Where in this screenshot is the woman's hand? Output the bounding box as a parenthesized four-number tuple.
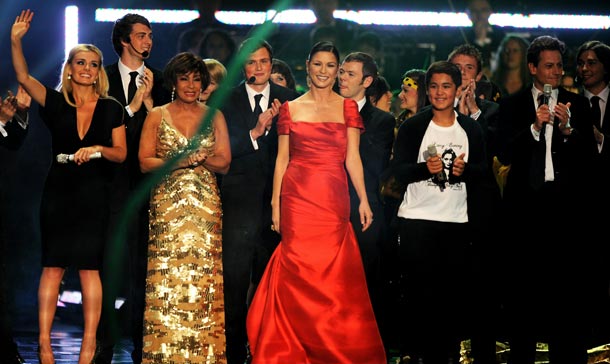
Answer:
(271, 200, 280, 234)
(73, 146, 102, 165)
(359, 200, 373, 232)
(12, 9, 33, 42)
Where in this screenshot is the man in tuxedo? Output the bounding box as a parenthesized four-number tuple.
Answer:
(97, 13, 170, 364)
(337, 51, 395, 351)
(497, 35, 596, 364)
(575, 39, 610, 345)
(220, 38, 299, 364)
(0, 87, 30, 364)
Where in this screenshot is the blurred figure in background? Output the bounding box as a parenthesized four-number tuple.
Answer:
(464, 0, 505, 78)
(395, 69, 428, 128)
(199, 29, 236, 66)
(270, 58, 297, 92)
(491, 34, 531, 97)
(367, 75, 393, 113)
(201, 58, 227, 104)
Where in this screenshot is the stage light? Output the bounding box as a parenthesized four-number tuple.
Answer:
(92, 8, 610, 30)
(65, 6, 79, 60)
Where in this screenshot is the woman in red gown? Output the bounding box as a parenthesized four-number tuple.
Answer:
(246, 41, 386, 364)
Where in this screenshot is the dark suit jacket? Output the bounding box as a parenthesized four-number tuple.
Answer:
(348, 99, 395, 210)
(105, 62, 170, 189)
(0, 117, 28, 150)
(497, 85, 596, 207)
(220, 81, 299, 231)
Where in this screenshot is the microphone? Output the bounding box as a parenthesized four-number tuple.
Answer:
(542, 84, 552, 106)
(247, 76, 256, 84)
(128, 41, 149, 58)
(427, 144, 447, 191)
(56, 152, 102, 164)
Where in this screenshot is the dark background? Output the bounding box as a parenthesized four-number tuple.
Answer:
(0, 0, 609, 328)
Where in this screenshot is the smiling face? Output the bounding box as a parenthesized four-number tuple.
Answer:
(244, 46, 272, 90)
(174, 71, 203, 103)
(69, 51, 101, 86)
(577, 49, 608, 93)
(529, 49, 564, 90)
(306, 51, 338, 89)
(427, 72, 458, 112)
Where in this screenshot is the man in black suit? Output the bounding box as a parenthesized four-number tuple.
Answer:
(497, 35, 596, 364)
(575, 39, 610, 345)
(220, 38, 299, 364)
(337, 51, 395, 351)
(97, 13, 170, 364)
(0, 87, 30, 364)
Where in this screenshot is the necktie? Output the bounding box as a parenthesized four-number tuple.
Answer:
(252, 94, 263, 128)
(127, 71, 139, 104)
(530, 93, 547, 189)
(591, 96, 601, 129)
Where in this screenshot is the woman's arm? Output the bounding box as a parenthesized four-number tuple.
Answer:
(271, 134, 290, 234)
(11, 10, 46, 107)
(71, 125, 127, 165)
(139, 107, 166, 173)
(201, 110, 231, 175)
(345, 127, 373, 231)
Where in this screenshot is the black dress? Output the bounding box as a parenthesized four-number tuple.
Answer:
(38, 87, 124, 269)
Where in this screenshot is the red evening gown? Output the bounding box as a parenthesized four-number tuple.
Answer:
(246, 99, 386, 364)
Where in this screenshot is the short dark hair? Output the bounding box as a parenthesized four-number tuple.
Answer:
(271, 59, 297, 91)
(111, 13, 152, 57)
(308, 41, 340, 63)
(527, 35, 566, 66)
(425, 61, 462, 89)
(163, 52, 210, 92)
(367, 75, 390, 105)
(342, 51, 379, 83)
(447, 43, 483, 75)
(237, 38, 273, 62)
(576, 40, 610, 84)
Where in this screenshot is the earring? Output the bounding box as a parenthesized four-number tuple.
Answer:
(171, 87, 175, 102)
(67, 74, 72, 80)
(198, 89, 203, 103)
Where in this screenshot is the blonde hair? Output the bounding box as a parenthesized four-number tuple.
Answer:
(58, 44, 110, 107)
(203, 58, 227, 85)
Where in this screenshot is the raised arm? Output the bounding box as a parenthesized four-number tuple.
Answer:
(11, 9, 46, 106)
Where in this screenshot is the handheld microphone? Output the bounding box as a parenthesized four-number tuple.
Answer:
(247, 76, 256, 84)
(128, 41, 149, 58)
(56, 152, 102, 164)
(427, 144, 447, 191)
(542, 84, 552, 106)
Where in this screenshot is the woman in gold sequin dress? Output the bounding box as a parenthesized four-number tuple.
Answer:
(139, 52, 231, 363)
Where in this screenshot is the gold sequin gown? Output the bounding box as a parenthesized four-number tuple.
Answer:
(142, 106, 226, 363)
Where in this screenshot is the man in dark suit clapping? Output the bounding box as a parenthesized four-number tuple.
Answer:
(98, 13, 170, 364)
(0, 87, 30, 364)
(497, 35, 597, 364)
(220, 38, 299, 364)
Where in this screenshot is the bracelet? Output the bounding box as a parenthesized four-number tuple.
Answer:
(125, 105, 134, 118)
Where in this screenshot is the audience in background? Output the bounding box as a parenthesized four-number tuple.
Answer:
(199, 29, 236, 66)
(464, 0, 506, 78)
(491, 34, 531, 97)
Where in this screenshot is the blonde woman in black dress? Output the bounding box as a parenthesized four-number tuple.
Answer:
(11, 10, 126, 364)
